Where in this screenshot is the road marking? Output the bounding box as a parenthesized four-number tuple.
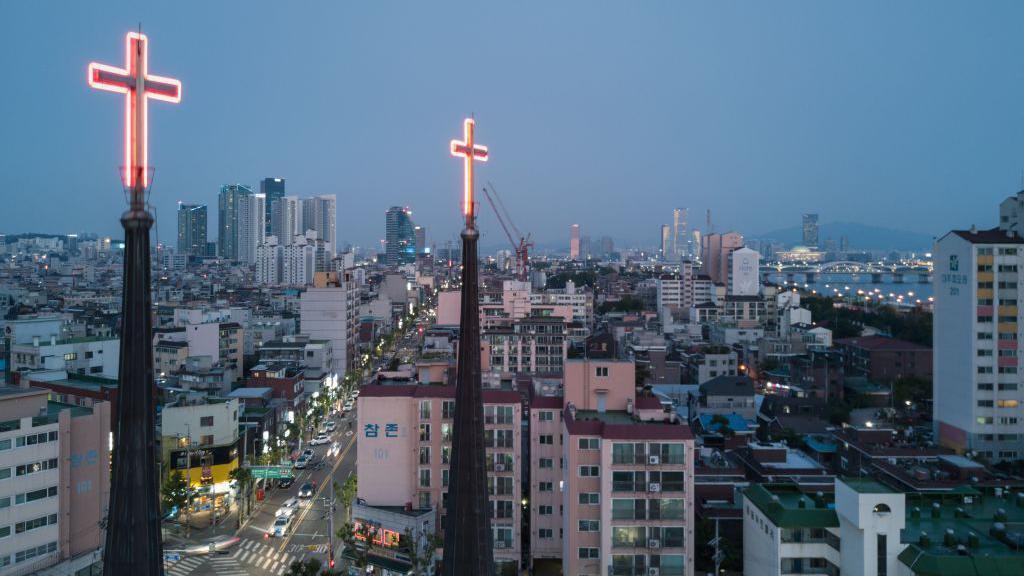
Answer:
(277, 433, 356, 553)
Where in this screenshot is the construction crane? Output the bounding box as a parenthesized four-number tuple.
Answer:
(482, 182, 533, 282)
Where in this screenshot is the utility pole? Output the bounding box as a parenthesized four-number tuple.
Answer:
(710, 518, 724, 575)
(185, 425, 192, 539)
(322, 494, 337, 570)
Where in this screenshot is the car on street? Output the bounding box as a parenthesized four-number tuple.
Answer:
(324, 421, 337, 433)
(298, 482, 315, 498)
(328, 441, 340, 456)
(275, 497, 301, 518)
(278, 476, 295, 489)
(343, 402, 354, 412)
(293, 456, 309, 469)
(301, 448, 314, 459)
(269, 515, 293, 537)
(310, 432, 330, 445)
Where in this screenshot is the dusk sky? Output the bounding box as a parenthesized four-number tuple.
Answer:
(3, 2, 1024, 249)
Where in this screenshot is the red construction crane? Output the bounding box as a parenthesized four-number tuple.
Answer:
(482, 183, 533, 281)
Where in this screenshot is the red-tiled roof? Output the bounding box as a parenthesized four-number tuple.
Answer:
(635, 396, 663, 410)
(358, 384, 520, 404)
(531, 396, 564, 409)
(835, 335, 930, 352)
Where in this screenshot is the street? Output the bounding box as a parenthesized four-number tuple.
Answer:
(164, 410, 359, 575)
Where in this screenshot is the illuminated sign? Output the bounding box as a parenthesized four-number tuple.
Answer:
(450, 118, 489, 225)
(353, 520, 402, 548)
(88, 32, 182, 189)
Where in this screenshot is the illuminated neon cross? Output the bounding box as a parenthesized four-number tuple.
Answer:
(450, 118, 488, 229)
(88, 32, 181, 193)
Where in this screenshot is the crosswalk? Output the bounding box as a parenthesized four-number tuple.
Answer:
(164, 538, 307, 575)
(232, 538, 302, 574)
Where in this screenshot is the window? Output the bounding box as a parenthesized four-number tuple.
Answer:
(15, 514, 56, 534)
(419, 424, 431, 442)
(539, 505, 553, 515)
(14, 541, 56, 565)
(978, 400, 994, 407)
(538, 411, 553, 422)
(442, 401, 455, 419)
(596, 367, 609, 377)
(442, 469, 449, 488)
(419, 447, 431, 465)
(0, 420, 20, 433)
(978, 383, 994, 391)
(15, 486, 57, 505)
(199, 416, 214, 427)
(419, 400, 431, 420)
(419, 468, 431, 488)
(578, 520, 599, 532)
(15, 458, 57, 477)
(539, 482, 553, 492)
(493, 500, 513, 519)
(579, 465, 599, 477)
(878, 533, 887, 576)
(200, 435, 214, 446)
(978, 349, 993, 357)
(539, 458, 553, 469)
(997, 400, 1019, 408)
(15, 431, 56, 448)
(578, 438, 599, 450)
(978, 332, 994, 340)
(538, 529, 553, 539)
(578, 547, 599, 559)
(579, 492, 600, 505)
(63, 352, 76, 361)
(442, 446, 451, 465)
(539, 435, 553, 445)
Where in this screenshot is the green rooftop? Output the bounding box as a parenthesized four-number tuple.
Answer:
(573, 410, 637, 425)
(742, 484, 838, 528)
(842, 477, 893, 494)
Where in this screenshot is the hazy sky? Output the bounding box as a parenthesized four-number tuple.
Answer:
(3, 2, 1024, 249)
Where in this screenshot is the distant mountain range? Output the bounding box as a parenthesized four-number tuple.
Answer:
(753, 221, 936, 251)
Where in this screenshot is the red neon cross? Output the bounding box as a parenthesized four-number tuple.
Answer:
(450, 118, 488, 228)
(88, 32, 181, 190)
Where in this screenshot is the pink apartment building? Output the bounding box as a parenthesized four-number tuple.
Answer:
(357, 384, 523, 575)
(528, 359, 694, 576)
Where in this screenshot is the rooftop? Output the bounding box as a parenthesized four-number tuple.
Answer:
(836, 335, 931, 352)
(743, 484, 837, 528)
(949, 227, 1024, 245)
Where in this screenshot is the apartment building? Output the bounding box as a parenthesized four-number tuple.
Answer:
(10, 337, 119, 379)
(484, 316, 568, 375)
(934, 228, 1024, 461)
(356, 385, 523, 575)
(0, 387, 111, 576)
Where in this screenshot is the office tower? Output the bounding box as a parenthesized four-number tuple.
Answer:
(672, 207, 687, 260)
(176, 203, 207, 256)
(660, 225, 671, 260)
(692, 230, 702, 262)
(580, 235, 591, 260)
(802, 213, 819, 247)
(217, 184, 253, 261)
(237, 192, 266, 264)
(934, 227, 1024, 462)
(300, 195, 337, 253)
(414, 225, 427, 255)
(271, 196, 300, 245)
(599, 236, 614, 258)
(569, 224, 580, 260)
(260, 177, 286, 235)
(384, 206, 416, 266)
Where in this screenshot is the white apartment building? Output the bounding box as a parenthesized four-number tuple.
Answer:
(743, 478, 905, 576)
(531, 280, 594, 328)
(300, 272, 357, 375)
(282, 241, 316, 286)
(255, 237, 282, 286)
(934, 228, 1024, 461)
(10, 337, 120, 379)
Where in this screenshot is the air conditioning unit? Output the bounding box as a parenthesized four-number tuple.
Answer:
(648, 568, 660, 576)
(649, 483, 662, 493)
(494, 541, 507, 549)
(649, 455, 660, 465)
(494, 464, 506, 472)
(648, 539, 661, 549)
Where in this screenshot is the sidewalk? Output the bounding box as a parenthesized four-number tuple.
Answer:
(163, 505, 239, 548)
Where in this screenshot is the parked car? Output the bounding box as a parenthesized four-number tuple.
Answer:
(269, 515, 293, 537)
(298, 482, 315, 498)
(343, 402, 354, 412)
(275, 497, 300, 518)
(310, 432, 330, 446)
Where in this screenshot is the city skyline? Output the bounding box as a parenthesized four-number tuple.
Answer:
(4, 2, 1024, 247)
